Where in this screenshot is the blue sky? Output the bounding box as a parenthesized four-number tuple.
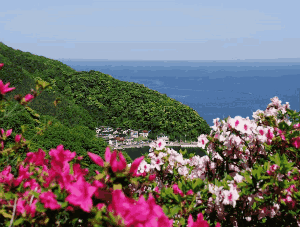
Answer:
(1, 0, 300, 61)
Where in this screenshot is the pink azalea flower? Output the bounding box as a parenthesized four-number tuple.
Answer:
(293, 123, 300, 129)
(23, 179, 41, 193)
(89, 148, 144, 175)
(41, 145, 77, 190)
(291, 137, 300, 149)
(108, 190, 173, 226)
(156, 138, 167, 150)
(110, 150, 127, 172)
(88, 152, 104, 167)
(13, 164, 34, 187)
(49, 145, 76, 164)
(186, 189, 194, 196)
(0, 63, 4, 69)
(72, 163, 89, 180)
(39, 191, 61, 210)
(44, 162, 72, 190)
(25, 198, 38, 218)
(15, 134, 22, 143)
(188, 213, 221, 227)
(96, 203, 105, 210)
(172, 184, 184, 197)
(105, 147, 112, 162)
(0, 80, 15, 95)
(5, 129, 12, 137)
(16, 197, 37, 217)
(149, 174, 156, 181)
(23, 93, 34, 102)
(129, 156, 145, 177)
(1, 128, 12, 138)
(197, 134, 209, 149)
(95, 170, 100, 175)
(0, 166, 14, 186)
(16, 198, 26, 215)
(24, 148, 49, 167)
(65, 176, 97, 213)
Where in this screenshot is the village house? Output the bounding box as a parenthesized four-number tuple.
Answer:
(130, 130, 139, 138)
(95, 126, 158, 147)
(139, 130, 149, 138)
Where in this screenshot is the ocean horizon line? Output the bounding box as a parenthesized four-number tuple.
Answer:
(55, 58, 300, 63)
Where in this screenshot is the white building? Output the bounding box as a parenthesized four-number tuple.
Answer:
(108, 134, 115, 139)
(131, 130, 139, 138)
(125, 138, 134, 145)
(139, 131, 149, 138)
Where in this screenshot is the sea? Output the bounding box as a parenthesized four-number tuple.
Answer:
(57, 59, 300, 130)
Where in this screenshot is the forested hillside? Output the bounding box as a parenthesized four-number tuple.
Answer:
(0, 42, 212, 176)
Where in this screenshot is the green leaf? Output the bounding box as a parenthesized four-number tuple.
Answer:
(289, 210, 297, 217)
(244, 174, 253, 184)
(35, 79, 50, 90)
(108, 211, 118, 225)
(252, 202, 256, 210)
(13, 218, 24, 226)
(4, 220, 10, 227)
(54, 187, 65, 201)
(171, 193, 180, 203)
(168, 205, 181, 217)
(193, 178, 204, 189)
(36, 202, 46, 213)
(177, 181, 183, 192)
(4, 191, 15, 200)
(32, 191, 39, 198)
(263, 161, 270, 171)
(0, 209, 12, 219)
(254, 197, 264, 203)
(252, 166, 262, 181)
(17, 182, 24, 193)
(60, 201, 68, 209)
(222, 173, 233, 185)
(269, 152, 281, 166)
(70, 162, 74, 175)
(113, 184, 122, 190)
(162, 204, 170, 217)
(178, 217, 186, 226)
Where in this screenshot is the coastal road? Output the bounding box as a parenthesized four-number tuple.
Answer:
(112, 142, 198, 150)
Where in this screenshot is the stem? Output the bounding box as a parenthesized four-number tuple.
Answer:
(9, 197, 17, 227)
(29, 187, 38, 206)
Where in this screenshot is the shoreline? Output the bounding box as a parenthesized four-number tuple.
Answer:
(111, 141, 198, 150)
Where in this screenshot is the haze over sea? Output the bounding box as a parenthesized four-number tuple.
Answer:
(59, 59, 300, 129)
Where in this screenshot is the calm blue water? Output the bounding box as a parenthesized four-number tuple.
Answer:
(58, 60, 300, 129)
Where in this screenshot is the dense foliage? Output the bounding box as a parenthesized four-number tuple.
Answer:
(0, 42, 212, 172)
